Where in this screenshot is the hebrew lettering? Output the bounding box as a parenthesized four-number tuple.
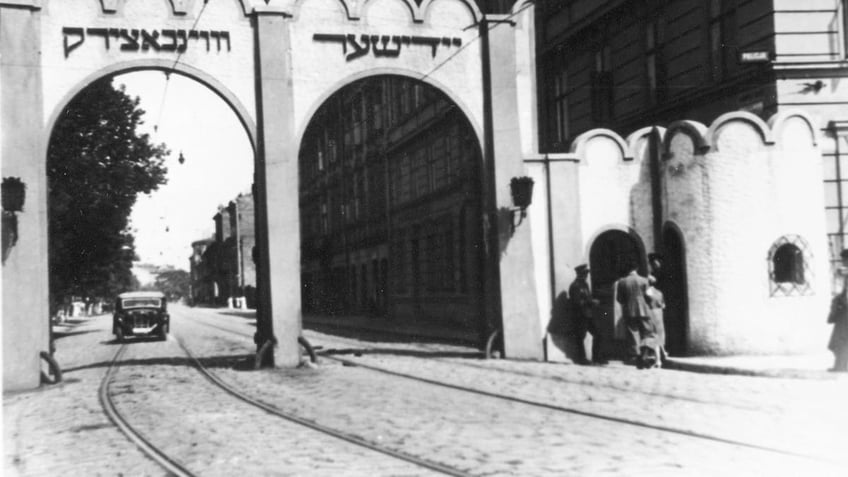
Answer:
(62, 27, 85, 58)
(61, 26, 232, 57)
(313, 33, 462, 61)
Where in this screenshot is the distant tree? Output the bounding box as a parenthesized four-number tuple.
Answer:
(48, 77, 168, 304)
(154, 269, 191, 302)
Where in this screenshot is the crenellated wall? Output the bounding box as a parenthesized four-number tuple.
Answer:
(663, 111, 830, 355)
(536, 109, 830, 359)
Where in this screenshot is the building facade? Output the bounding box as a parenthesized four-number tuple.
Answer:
(299, 76, 485, 338)
(533, 0, 839, 357)
(536, 0, 848, 268)
(190, 193, 256, 308)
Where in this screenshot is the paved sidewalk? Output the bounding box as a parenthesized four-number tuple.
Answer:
(663, 352, 838, 379)
(58, 309, 837, 380)
(304, 313, 841, 380)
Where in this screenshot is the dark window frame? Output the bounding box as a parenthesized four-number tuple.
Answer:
(591, 44, 614, 123)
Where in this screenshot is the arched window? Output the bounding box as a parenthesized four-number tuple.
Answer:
(768, 235, 813, 297)
(773, 244, 804, 284)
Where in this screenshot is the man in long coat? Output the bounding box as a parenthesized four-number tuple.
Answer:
(616, 260, 653, 363)
(568, 264, 604, 365)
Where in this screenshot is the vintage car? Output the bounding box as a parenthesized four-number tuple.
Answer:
(113, 291, 169, 342)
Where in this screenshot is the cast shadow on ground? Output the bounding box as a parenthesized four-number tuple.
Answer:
(61, 352, 261, 374)
(318, 348, 484, 359)
(304, 321, 478, 348)
(53, 329, 98, 340)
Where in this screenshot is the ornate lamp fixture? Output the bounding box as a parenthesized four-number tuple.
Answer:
(2, 176, 26, 213)
(2, 177, 26, 264)
(509, 176, 534, 231)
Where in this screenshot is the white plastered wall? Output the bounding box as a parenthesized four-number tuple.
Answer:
(665, 111, 830, 355)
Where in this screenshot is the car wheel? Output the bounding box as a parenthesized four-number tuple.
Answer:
(116, 327, 124, 343)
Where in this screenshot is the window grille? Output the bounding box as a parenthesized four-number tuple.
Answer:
(768, 235, 814, 297)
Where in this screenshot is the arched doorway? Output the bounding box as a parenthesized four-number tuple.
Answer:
(662, 224, 689, 356)
(297, 75, 484, 341)
(589, 229, 646, 355)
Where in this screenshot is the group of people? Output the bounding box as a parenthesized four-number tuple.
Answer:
(558, 248, 848, 372)
(554, 253, 667, 369)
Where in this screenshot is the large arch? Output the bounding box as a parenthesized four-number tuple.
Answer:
(1, 0, 542, 390)
(297, 73, 486, 341)
(45, 60, 258, 156)
(294, 67, 484, 152)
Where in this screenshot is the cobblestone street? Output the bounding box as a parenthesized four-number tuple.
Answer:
(4, 305, 847, 476)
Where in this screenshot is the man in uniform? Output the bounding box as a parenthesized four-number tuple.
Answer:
(568, 264, 605, 365)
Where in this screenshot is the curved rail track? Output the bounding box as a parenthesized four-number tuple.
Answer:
(98, 337, 473, 477)
(178, 312, 837, 466)
(98, 344, 195, 477)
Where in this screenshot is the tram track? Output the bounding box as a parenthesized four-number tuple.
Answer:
(98, 330, 473, 477)
(98, 343, 195, 477)
(180, 313, 782, 413)
(177, 311, 838, 466)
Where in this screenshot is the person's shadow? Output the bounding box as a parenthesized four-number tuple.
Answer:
(547, 291, 585, 363)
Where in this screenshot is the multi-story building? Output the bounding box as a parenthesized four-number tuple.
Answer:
(189, 238, 215, 305)
(536, 0, 848, 267)
(189, 193, 256, 308)
(299, 76, 484, 336)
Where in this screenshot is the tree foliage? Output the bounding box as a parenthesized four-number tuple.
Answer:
(153, 268, 191, 302)
(48, 77, 168, 303)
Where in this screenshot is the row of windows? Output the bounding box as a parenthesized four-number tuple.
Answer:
(823, 142, 848, 269)
(301, 79, 448, 184)
(391, 215, 472, 295)
(389, 124, 470, 206)
(543, 0, 780, 145)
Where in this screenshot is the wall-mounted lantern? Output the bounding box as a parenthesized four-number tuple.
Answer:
(2, 177, 26, 264)
(2, 176, 26, 213)
(509, 176, 534, 231)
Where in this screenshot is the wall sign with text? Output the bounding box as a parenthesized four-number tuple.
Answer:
(313, 33, 462, 62)
(62, 27, 232, 58)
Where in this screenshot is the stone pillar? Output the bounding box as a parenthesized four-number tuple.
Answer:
(1, 3, 48, 391)
(480, 15, 543, 360)
(253, 11, 301, 367)
(547, 156, 583, 297)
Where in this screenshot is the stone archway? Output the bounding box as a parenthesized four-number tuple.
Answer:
(297, 74, 486, 340)
(1, 0, 541, 390)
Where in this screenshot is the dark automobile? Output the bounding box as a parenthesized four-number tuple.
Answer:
(113, 291, 169, 342)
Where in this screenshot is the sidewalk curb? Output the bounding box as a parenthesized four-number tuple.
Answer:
(663, 358, 838, 380)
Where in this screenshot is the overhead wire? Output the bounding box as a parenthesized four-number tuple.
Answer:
(153, 0, 211, 133)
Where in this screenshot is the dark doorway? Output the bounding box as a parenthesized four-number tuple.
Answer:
(589, 229, 646, 355)
(662, 224, 689, 356)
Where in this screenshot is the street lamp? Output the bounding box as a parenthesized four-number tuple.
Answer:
(509, 176, 534, 231)
(2, 177, 26, 213)
(2, 177, 26, 264)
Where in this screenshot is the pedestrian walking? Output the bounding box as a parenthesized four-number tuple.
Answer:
(615, 259, 654, 367)
(568, 264, 605, 365)
(828, 250, 848, 372)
